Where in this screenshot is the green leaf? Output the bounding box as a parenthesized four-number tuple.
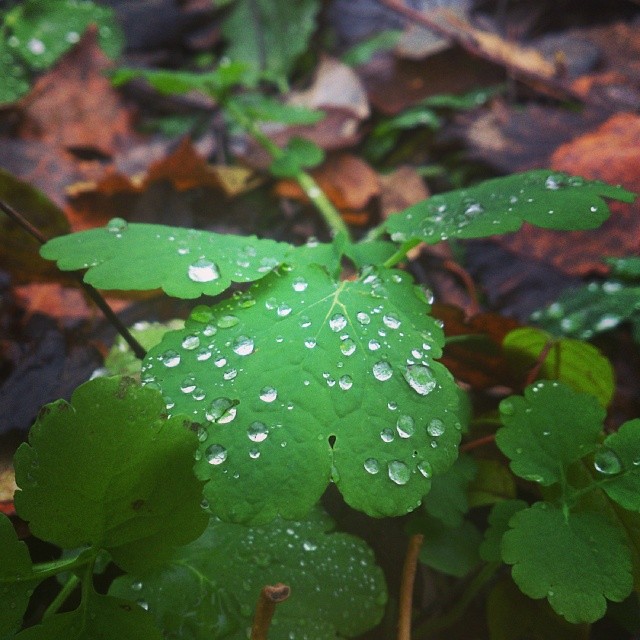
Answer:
(343, 240, 398, 270)
(230, 94, 325, 124)
(0, 514, 38, 638)
(270, 137, 325, 178)
(595, 419, 640, 511)
(13, 376, 208, 573)
(15, 590, 162, 640)
(531, 280, 640, 342)
(502, 502, 633, 623)
(496, 381, 604, 485)
(341, 30, 403, 66)
(40, 222, 301, 299)
(142, 264, 462, 522)
(487, 577, 590, 640)
(220, 0, 320, 83)
(0, 38, 31, 104)
(421, 454, 476, 527)
(0, 168, 71, 281)
(607, 256, 640, 279)
(8, 0, 123, 70)
(467, 459, 517, 507)
(417, 516, 482, 577)
(502, 327, 615, 407)
(480, 499, 527, 562)
(109, 507, 386, 640)
(104, 320, 185, 376)
(384, 170, 635, 244)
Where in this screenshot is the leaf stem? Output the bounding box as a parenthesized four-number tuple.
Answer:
(0, 198, 147, 360)
(42, 573, 80, 619)
(383, 239, 422, 269)
(223, 99, 350, 240)
(460, 433, 496, 453)
(397, 533, 424, 640)
(250, 583, 291, 640)
(413, 562, 500, 637)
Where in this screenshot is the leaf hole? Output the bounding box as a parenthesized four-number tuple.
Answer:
(328, 435, 336, 449)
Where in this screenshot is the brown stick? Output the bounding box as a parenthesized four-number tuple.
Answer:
(460, 433, 496, 453)
(397, 533, 424, 640)
(0, 198, 147, 359)
(379, 0, 583, 103)
(523, 339, 555, 387)
(250, 583, 291, 640)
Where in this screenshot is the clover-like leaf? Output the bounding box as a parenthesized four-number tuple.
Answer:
(503, 327, 615, 407)
(384, 170, 634, 244)
(15, 589, 162, 640)
(502, 502, 633, 623)
(480, 499, 527, 562)
(270, 137, 325, 178)
(13, 376, 208, 573)
(40, 222, 340, 299)
(7, 0, 123, 71)
(142, 264, 462, 522)
(531, 280, 640, 342)
(109, 507, 386, 640)
(496, 381, 604, 485)
(0, 514, 38, 638)
(594, 419, 640, 511)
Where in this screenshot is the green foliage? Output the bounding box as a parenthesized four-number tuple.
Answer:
(270, 136, 325, 177)
(218, 0, 320, 86)
(384, 170, 634, 244)
(502, 326, 615, 407)
(0, 0, 123, 104)
(494, 381, 640, 623)
(341, 30, 403, 66)
(143, 264, 461, 522)
(531, 257, 640, 343)
(13, 376, 208, 573)
(109, 507, 387, 640)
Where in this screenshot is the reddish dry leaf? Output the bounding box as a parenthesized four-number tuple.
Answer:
(379, 165, 429, 217)
(432, 303, 521, 390)
(274, 153, 380, 222)
(18, 26, 136, 156)
(497, 112, 640, 276)
(0, 467, 17, 517)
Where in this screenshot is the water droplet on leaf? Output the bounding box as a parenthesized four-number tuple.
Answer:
(188, 258, 220, 282)
(388, 461, 410, 485)
(594, 448, 622, 475)
(248, 422, 268, 442)
(373, 360, 393, 381)
(403, 365, 435, 395)
(427, 419, 445, 437)
(259, 386, 278, 402)
(233, 335, 254, 356)
(396, 415, 415, 438)
(205, 444, 227, 465)
(364, 458, 380, 474)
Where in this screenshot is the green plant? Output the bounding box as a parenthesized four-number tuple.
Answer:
(0, 0, 123, 104)
(2, 158, 639, 638)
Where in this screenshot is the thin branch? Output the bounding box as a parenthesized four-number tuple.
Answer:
(250, 583, 291, 640)
(460, 433, 496, 453)
(0, 199, 147, 359)
(524, 339, 555, 387)
(397, 533, 424, 640)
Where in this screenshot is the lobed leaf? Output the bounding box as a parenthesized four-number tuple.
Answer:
(502, 327, 615, 407)
(502, 502, 633, 623)
(467, 459, 517, 508)
(109, 507, 386, 640)
(142, 264, 462, 522)
(595, 419, 640, 511)
(0, 514, 38, 638)
(384, 170, 635, 244)
(13, 376, 208, 573)
(15, 590, 162, 640)
(40, 222, 338, 299)
(496, 381, 604, 485)
(480, 499, 527, 563)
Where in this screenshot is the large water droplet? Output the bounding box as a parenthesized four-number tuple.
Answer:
(160, 350, 181, 367)
(107, 217, 127, 234)
(217, 315, 239, 329)
(292, 277, 308, 292)
(427, 419, 445, 437)
(180, 375, 197, 393)
(223, 368, 238, 380)
(356, 311, 371, 325)
(259, 386, 278, 402)
(340, 338, 356, 356)
(373, 360, 393, 381)
(594, 448, 622, 475)
(417, 461, 432, 478)
(464, 201, 484, 215)
(368, 339, 381, 351)
(205, 444, 227, 465)
(188, 258, 220, 283)
(206, 397, 237, 423)
(388, 461, 410, 485)
(402, 365, 435, 394)
(304, 337, 317, 349)
(396, 415, 415, 438)
(233, 335, 254, 356)
(329, 313, 347, 332)
(380, 428, 395, 443)
(303, 541, 318, 551)
(339, 375, 353, 390)
(383, 314, 401, 329)
(181, 334, 200, 350)
(364, 458, 380, 474)
(247, 421, 269, 443)
(277, 303, 292, 317)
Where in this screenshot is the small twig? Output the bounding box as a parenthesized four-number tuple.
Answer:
(397, 533, 424, 640)
(523, 339, 555, 387)
(0, 199, 147, 359)
(460, 433, 496, 453)
(442, 259, 480, 315)
(250, 583, 291, 640)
